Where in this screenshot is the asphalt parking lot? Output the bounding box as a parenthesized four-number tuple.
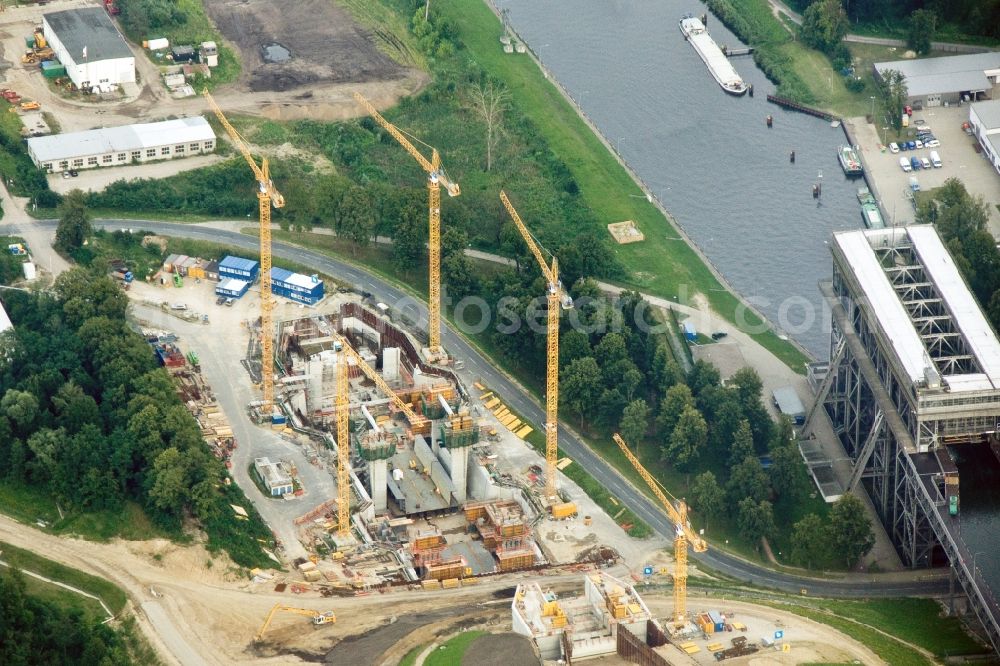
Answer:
(849, 104, 1000, 232)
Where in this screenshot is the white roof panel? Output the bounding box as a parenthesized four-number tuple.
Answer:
(908, 225, 1000, 386)
(834, 229, 927, 383)
(28, 117, 214, 163)
(942, 374, 995, 392)
(0, 300, 12, 334)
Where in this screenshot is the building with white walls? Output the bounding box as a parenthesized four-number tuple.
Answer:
(42, 8, 135, 92)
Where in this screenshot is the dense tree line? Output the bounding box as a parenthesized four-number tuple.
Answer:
(0, 269, 271, 567)
(788, 0, 1000, 40)
(0, 568, 152, 665)
(116, 0, 188, 41)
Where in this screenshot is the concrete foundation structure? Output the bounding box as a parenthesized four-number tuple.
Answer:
(512, 572, 653, 662)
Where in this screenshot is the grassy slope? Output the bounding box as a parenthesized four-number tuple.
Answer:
(424, 630, 487, 666)
(439, 0, 809, 371)
(0, 539, 128, 614)
(337, 0, 426, 69)
(0, 481, 177, 544)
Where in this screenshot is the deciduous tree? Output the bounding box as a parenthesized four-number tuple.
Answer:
(560, 357, 601, 429)
(790, 513, 826, 569)
(618, 399, 650, 452)
(691, 471, 724, 529)
(468, 80, 510, 172)
(664, 405, 707, 469)
(737, 498, 775, 544)
(907, 9, 937, 55)
(828, 494, 875, 567)
(800, 0, 849, 53)
(656, 383, 695, 435)
(54, 189, 92, 254)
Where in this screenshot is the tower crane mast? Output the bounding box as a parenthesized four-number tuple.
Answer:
(612, 433, 706, 626)
(353, 92, 459, 356)
(204, 90, 284, 415)
(500, 191, 572, 500)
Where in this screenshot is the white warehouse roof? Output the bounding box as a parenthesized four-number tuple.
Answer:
(833, 226, 1000, 390)
(27, 117, 215, 164)
(907, 225, 1000, 386)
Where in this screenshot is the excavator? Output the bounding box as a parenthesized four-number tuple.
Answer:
(255, 604, 335, 643)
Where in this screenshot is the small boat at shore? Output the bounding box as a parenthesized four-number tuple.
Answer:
(857, 187, 885, 229)
(679, 15, 748, 96)
(838, 145, 863, 176)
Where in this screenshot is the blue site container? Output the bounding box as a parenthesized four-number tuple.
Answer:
(683, 321, 697, 341)
(219, 255, 259, 282)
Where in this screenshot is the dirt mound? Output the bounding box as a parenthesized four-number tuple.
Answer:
(204, 0, 407, 93)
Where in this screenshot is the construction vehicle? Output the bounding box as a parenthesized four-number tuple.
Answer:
(255, 604, 335, 643)
(353, 92, 459, 357)
(612, 433, 706, 628)
(104, 0, 121, 15)
(500, 191, 573, 501)
(204, 89, 284, 418)
(19, 101, 40, 111)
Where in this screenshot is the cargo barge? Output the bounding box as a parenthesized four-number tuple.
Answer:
(679, 15, 748, 96)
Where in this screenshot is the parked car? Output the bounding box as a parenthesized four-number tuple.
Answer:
(915, 139, 924, 149)
(224, 298, 235, 307)
(216, 295, 226, 305)
(909, 176, 920, 191)
(61, 171, 70, 179)
(68, 170, 78, 177)
(921, 157, 931, 169)
(930, 150, 942, 168)
(906, 140, 916, 150)
(899, 141, 909, 151)
(889, 142, 900, 153)
(910, 156, 921, 170)
(924, 138, 940, 148)
(899, 157, 912, 172)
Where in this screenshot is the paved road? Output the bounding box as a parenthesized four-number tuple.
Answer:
(13, 219, 951, 599)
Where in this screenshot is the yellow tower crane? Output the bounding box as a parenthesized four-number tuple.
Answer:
(204, 90, 284, 416)
(255, 604, 335, 643)
(612, 433, 707, 627)
(500, 191, 573, 501)
(335, 349, 350, 537)
(353, 92, 459, 357)
(330, 334, 429, 536)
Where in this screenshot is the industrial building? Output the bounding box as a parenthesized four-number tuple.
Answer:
(253, 457, 293, 496)
(270, 267, 324, 305)
(873, 53, 1000, 109)
(810, 225, 1000, 654)
(219, 255, 260, 282)
(42, 7, 135, 92)
(215, 278, 250, 299)
(26, 117, 216, 172)
(512, 573, 656, 662)
(969, 100, 1000, 175)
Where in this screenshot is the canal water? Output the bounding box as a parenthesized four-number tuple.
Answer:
(500, 0, 865, 358)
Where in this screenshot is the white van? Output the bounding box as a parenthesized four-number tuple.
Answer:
(899, 157, 912, 172)
(929, 150, 942, 168)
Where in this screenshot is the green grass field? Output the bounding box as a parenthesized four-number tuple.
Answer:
(424, 631, 487, 666)
(0, 539, 128, 615)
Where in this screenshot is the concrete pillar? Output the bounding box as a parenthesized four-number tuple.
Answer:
(450, 445, 469, 503)
(368, 457, 387, 513)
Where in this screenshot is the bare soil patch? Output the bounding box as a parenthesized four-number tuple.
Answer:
(462, 633, 538, 666)
(204, 0, 406, 92)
